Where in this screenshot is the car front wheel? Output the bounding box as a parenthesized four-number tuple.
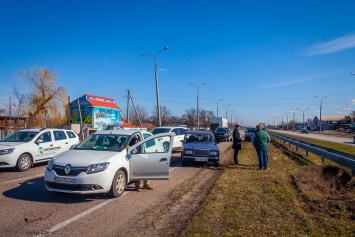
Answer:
(109, 170, 127, 198)
(17, 154, 32, 172)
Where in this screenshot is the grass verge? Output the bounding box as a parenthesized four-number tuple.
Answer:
(182, 142, 355, 237)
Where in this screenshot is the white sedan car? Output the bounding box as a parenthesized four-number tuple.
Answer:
(44, 130, 174, 198)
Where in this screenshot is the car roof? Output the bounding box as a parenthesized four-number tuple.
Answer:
(18, 128, 73, 132)
(185, 131, 213, 135)
(153, 126, 187, 129)
(93, 129, 141, 135)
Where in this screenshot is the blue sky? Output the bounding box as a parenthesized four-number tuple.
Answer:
(1, 0, 355, 127)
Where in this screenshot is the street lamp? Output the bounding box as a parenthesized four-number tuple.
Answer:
(229, 109, 236, 128)
(222, 105, 231, 120)
(190, 82, 207, 129)
(297, 107, 309, 129)
(141, 46, 169, 127)
(212, 99, 223, 117)
(290, 108, 297, 129)
(315, 96, 327, 133)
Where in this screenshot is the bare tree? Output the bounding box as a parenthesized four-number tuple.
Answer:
(182, 108, 197, 127)
(10, 85, 29, 129)
(18, 67, 67, 127)
(129, 104, 150, 126)
(151, 105, 173, 126)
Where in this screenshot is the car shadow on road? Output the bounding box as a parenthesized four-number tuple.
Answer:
(3, 177, 111, 203)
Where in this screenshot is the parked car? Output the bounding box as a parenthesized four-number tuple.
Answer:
(0, 128, 79, 171)
(151, 126, 187, 151)
(345, 129, 353, 134)
(44, 130, 175, 198)
(244, 127, 256, 141)
(181, 131, 219, 167)
(213, 127, 232, 142)
(300, 128, 309, 134)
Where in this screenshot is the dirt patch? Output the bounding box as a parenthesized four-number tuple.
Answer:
(109, 150, 232, 237)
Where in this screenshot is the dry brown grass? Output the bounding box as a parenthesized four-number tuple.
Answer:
(182, 141, 355, 237)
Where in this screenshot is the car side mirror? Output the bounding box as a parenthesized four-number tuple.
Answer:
(36, 139, 44, 144)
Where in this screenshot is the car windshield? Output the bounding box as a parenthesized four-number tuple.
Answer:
(215, 128, 228, 132)
(151, 128, 171, 135)
(75, 134, 129, 151)
(1, 131, 39, 142)
(185, 133, 214, 143)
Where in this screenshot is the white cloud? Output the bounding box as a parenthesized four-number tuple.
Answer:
(306, 34, 355, 56)
(336, 111, 345, 115)
(158, 68, 167, 72)
(347, 99, 355, 104)
(342, 107, 352, 111)
(262, 74, 324, 88)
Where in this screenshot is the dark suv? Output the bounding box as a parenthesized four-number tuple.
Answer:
(213, 127, 232, 142)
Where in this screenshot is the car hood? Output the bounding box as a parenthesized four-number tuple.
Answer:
(52, 149, 125, 166)
(183, 143, 219, 150)
(0, 142, 25, 148)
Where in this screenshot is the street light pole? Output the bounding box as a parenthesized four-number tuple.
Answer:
(190, 82, 206, 129)
(212, 99, 223, 117)
(315, 96, 327, 133)
(290, 108, 297, 129)
(141, 46, 168, 127)
(222, 105, 231, 120)
(297, 108, 309, 129)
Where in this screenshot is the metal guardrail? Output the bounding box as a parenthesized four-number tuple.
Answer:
(268, 131, 355, 176)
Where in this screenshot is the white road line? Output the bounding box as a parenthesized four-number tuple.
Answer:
(37, 167, 177, 235)
(0, 174, 43, 185)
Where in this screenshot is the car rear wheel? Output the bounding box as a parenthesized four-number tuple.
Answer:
(109, 170, 127, 198)
(17, 154, 32, 172)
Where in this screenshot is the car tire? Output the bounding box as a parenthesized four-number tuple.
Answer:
(16, 154, 32, 172)
(163, 142, 170, 152)
(109, 170, 127, 198)
(213, 161, 219, 167)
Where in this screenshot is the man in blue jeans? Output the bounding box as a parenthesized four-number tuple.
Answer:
(251, 123, 271, 170)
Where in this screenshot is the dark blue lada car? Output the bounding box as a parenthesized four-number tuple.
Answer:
(181, 131, 220, 167)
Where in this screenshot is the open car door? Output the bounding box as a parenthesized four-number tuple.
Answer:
(127, 132, 175, 181)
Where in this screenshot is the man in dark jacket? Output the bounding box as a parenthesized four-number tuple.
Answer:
(232, 124, 242, 165)
(251, 123, 271, 170)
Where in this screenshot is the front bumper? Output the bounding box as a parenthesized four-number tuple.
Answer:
(44, 167, 116, 194)
(182, 155, 219, 163)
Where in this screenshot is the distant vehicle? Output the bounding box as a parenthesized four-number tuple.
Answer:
(345, 129, 353, 134)
(151, 126, 187, 151)
(0, 128, 79, 171)
(244, 127, 256, 141)
(44, 130, 174, 198)
(210, 117, 228, 133)
(300, 128, 309, 134)
(214, 127, 232, 142)
(181, 131, 219, 167)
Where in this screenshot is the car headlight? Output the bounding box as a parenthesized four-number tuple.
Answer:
(0, 148, 14, 155)
(47, 159, 54, 171)
(86, 162, 110, 174)
(210, 151, 219, 156)
(183, 150, 193, 155)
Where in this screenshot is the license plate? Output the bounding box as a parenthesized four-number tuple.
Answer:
(195, 157, 208, 162)
(54, 177, 77, 184)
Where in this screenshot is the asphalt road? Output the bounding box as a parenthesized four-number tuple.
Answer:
(270, 130, 355, 147)
(0, 141, 232, 237)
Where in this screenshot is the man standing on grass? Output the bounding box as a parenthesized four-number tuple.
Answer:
(232, 124, 242, 165)
(251, 123, 271, 170)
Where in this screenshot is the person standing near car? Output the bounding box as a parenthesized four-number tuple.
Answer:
(232, 124, 242, 165)
(251, 123, 271, 170)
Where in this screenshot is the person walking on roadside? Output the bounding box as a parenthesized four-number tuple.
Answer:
(251, 123, 271, 170)
(232, 124, 242, 165)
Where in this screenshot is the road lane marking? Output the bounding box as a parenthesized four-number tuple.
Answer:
(0, 174, 43, 185)
(37, 167, 177, 235)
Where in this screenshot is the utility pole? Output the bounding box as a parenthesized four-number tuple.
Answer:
(126, 90, 130, 123)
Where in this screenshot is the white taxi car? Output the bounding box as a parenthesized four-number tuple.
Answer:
(44, 130, 174, 198)
(151, 126, 187, 151)
(0, 128, 79, 171)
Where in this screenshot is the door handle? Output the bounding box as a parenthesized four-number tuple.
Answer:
(159, 158, 167, 162)
(65, 142, 68, 144)
(50, 144, 53, 147)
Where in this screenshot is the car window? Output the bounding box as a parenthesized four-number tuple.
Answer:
(143, 133, 152, 139)
(178, 128, 186, 135)
(54, 131, 67, 141)
(75, 134, 129, 151)
(171, 128, 179, 135)
(134, 135, 170, 154)
(1, 131, 39, 142)
(151, 128, 171, 135)
(66, 131, 77, 139)
(38, 131, 52, 143)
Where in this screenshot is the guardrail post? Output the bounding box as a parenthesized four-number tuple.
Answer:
(352, 170, 355, 177)
(306, 150, 308, 157)
(321, 157, 325, 163)
(296, 146, 298, 151)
